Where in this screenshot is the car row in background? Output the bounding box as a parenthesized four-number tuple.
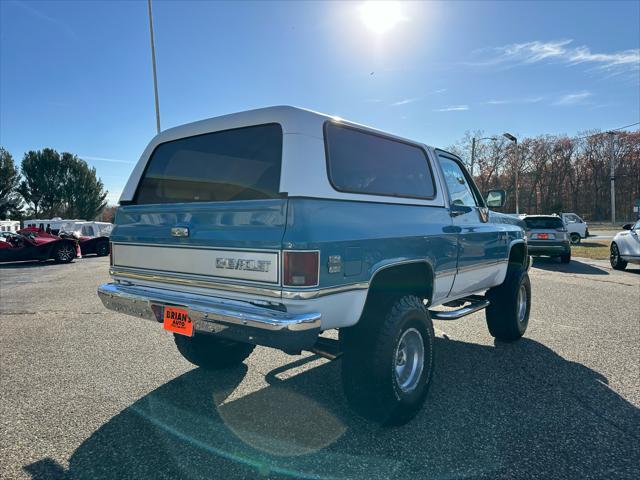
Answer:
(0, 222, 112, 264)
(23, 218, 113, 237)
(610, 220, 640, 271)
(20, 226, 110, 258)
(0, 230, 78, 263)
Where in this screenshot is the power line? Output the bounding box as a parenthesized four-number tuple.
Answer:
(570, 122, 639, 141)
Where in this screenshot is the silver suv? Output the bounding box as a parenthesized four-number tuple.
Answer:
(522, 215, 571, 263)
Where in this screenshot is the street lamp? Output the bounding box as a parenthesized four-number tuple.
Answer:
(470, 136, 497, 177)
(148, 0, 161, 134)
(503, 133, 519, 214)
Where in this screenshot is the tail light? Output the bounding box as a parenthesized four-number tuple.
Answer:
(109, 241, 113, 266)
(283, 251, 319, 287)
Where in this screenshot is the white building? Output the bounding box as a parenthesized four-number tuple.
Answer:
(0, 220, 20, 233)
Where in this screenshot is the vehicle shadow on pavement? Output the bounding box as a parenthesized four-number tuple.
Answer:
(24, 338, 639, 480)
(0, 260, 68, 269)
(532, 257, 609, 275)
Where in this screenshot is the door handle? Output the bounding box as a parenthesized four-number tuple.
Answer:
(171, 226, 189, 237)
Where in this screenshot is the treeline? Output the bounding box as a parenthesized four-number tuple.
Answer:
(0, 147, 107, 220)
(448, 130, 640, 221)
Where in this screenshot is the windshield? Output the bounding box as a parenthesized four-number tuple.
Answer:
(135, 124, 283, 204)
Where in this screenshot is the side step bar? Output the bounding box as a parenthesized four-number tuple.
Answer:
(307, 296, 490, 360)
(430, 295, 490, 321)
(309, 337, 342, 360)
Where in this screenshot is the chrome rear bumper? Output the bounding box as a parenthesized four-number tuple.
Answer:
(97, 283, 321, 352)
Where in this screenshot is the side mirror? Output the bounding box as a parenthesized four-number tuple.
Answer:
(622, 223, 633, 230)
(485, 189, 506, 208)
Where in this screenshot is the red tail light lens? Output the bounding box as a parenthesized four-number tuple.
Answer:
(109, 242, 113, 266)
(283, 251, 319, 287)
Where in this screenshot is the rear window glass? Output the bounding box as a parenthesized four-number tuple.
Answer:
(524, 217, 564, 229)
(325, 123, 435, 199)
(135, 124, 283, 204)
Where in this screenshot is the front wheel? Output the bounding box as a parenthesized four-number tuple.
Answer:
(340, 295, 434, 425)
(570, 233, 581, 245)
(174, 334, 255, 370)
(53, 242, 76, 263)
(610, 243, 627, 270)
(485, 265, 531, 341)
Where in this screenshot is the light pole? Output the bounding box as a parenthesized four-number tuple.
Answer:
(147, 0, 161, 134)
(503, 133, 519, 214)
(607, 131, 616, 225)
(471, 136, 496, 177)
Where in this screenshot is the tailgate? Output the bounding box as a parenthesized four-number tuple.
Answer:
(111, 200, 286, 286)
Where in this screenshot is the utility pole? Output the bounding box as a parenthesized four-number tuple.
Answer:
(608, 131, 616, 225)
(503, 133, 519, 214)
(147, 0, 161, 134)
(471, 136, 496, 178)
(514, 141, 519, 214)
(470, 137, 476, 177)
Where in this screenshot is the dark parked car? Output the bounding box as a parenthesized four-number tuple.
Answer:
(60, 223, 111, 257)
(0, 232, 77, 264)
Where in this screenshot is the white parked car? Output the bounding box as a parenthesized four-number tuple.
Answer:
(559, 213, 589, 244)
(610, 220, 640, 270)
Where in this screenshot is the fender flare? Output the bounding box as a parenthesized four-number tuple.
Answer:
(507, 238, 528, 268)
(366, 258, 436, 303)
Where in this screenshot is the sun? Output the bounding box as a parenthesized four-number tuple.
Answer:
(359, 1, 407, 35)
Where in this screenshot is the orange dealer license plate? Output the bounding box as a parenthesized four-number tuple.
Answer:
(163, 307, 194, 337)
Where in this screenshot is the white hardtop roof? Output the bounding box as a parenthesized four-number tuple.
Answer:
(120, 105, 435, 203)
(153, 105, 426, 146)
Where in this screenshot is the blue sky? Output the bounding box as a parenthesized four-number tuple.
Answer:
(1, 0, 638, 204)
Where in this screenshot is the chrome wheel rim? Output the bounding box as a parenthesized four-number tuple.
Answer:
(517, 284, 527, 323)
(570, 234, 579, 245)
(58, 245, 74, 261)
(394, 328, 424, 393)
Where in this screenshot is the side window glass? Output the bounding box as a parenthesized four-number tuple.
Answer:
(81, 226, 95, 236)
(438, 157, 478, 207)
(325, 123, 436, 199)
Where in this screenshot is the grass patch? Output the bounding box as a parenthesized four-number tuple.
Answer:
(571, 240, 610, 260)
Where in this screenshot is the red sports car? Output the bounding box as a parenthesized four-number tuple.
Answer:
(0, 231, 78, 263)
(20, 226, 109, 257)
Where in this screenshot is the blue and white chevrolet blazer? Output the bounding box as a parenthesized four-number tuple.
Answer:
(99, 106, 530, 425)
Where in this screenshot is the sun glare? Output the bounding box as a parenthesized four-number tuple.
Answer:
(359, 1, 407, 35)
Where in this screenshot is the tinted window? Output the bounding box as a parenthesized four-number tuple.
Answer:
(438, 157, 478, 207)
(325, 123, 435, 199)
(524, 217, 564, 229)
(135, 124, 283, 204)
(81, 226, 95, 236)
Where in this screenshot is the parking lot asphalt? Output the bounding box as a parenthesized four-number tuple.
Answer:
(1, 256, 639, 480)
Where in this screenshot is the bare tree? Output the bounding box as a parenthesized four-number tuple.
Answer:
(449, 129, 640, 221)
